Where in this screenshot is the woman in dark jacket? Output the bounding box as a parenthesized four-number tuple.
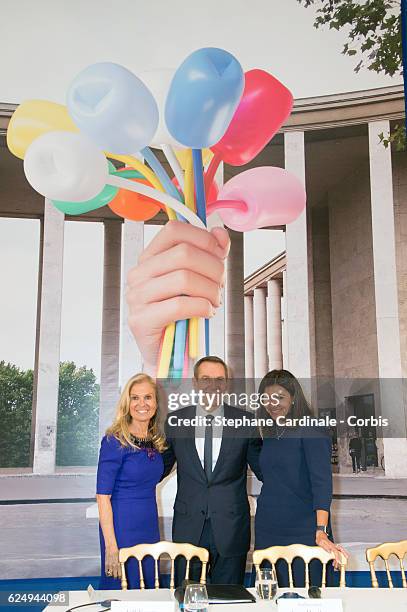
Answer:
(254, 369, 348, 587)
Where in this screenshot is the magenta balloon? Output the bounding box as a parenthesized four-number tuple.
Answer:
(211, 69, 293, 166)
(215, 166, 306, 231)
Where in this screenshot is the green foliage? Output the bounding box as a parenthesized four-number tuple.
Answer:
(0, 361, 100, 468)
(379, 122, 406, 150)
(56, 361, 100, 466)
(297, 0, 402, 76)
(0, 361, 33, 467)
(297, 1, 404, 147)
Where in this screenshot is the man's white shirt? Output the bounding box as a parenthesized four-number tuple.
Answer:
(195, 403, 224, 472)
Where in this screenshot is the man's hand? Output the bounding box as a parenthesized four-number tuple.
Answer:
(126, 221, 230, 372)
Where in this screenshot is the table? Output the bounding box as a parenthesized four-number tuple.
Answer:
(44, 587, 407, 611)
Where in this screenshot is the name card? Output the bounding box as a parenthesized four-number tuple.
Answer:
(277, 599, 343, 612)
(111, 603, 174, 612)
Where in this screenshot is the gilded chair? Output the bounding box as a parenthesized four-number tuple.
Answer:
(366, 540, 407, 588)
(253, 544, 347, 588)
(119, 541, 209, 590)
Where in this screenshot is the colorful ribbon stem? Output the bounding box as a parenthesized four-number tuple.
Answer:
(204, 152, 222, 195)
(192, 149, 207, 225)
(173, 319, 188, 374)
(141, 147, 184, 220)
(162, 144, 185, 192)
(206, 199, 248, 216)
(142, 147, 192, 376)
(184, 149, 199, 359)
(156, 322, 176, 379)
(192, 148, 209, 355)
(107, 175, 205, 228)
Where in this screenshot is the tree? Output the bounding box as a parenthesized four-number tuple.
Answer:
(0, 361, 33, 467)
(0, 361, 100, 468)
(56, 361, 100, 466)
(297, 0, 405, 149)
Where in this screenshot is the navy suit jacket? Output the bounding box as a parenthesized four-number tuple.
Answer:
(162, 403, 262, 557)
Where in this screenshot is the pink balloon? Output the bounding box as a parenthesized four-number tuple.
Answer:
(212, 166, 306, 232)
(211, 69, 293, 166)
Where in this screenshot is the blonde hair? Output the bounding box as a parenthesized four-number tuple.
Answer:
(106, 373, 167, 453)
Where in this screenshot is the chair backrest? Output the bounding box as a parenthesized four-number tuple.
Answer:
(119, 541, 209, 590)
(253, 544, 347, 588)
(366, 540, 407, 588)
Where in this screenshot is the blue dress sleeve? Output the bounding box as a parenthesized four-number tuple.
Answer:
(302, 430, 333, 512)
(96, 435, 124, 495)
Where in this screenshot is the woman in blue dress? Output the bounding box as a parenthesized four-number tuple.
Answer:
(254, 370, 348, 587)
(96, 373, 166, 589)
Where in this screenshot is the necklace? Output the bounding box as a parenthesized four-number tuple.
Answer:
(130, 433, 151, 446)
(129, 434, 157, 459)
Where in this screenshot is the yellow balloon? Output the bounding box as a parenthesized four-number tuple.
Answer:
(174, 147, 213, 170)
(7, 100, 78, 159)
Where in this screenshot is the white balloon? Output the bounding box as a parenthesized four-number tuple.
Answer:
(140, 69, 186, 149)
(24, 131, 108, 202)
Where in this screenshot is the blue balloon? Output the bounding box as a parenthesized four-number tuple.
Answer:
(165, 48, 244, 148)
(67, 62, 159, 154)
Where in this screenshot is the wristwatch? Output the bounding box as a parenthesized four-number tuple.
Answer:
(316, 525, 328, 534)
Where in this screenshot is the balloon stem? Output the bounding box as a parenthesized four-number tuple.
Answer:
(141, 147, 184, 220)
(206, 199, 248, 216)
(192, 149, 207, 225)
(162, 144, 185, 192)
(204, 153, 222, 195)
(192, 148, 209, 355)
(107, 175, 204, 227)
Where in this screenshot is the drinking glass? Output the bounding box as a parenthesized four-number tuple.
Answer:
(255, 567, 278, 600)
(183, 584, 209, 611)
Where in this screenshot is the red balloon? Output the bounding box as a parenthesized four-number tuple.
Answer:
(211, 69, 293, 166)
(109, 172, 162, 221)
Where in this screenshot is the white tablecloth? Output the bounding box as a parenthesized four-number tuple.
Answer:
(44, 587, 407, 612)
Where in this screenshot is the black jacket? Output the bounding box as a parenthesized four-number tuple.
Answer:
(161, 404, 262, 557)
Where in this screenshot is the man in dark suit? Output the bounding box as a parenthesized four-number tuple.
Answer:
(162, 356, 262, 585)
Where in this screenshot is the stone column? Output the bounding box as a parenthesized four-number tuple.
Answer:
(99, 220, 122, 438)
(120, 220, 143, 387)
(225, 230, 245, 377)
(281, 269, 288, 368)
(368, 120, 407, 478)
(267, 279, 283, 370)
(253, 287, 268, 380)
(244, 295, 254, 378)
(32, 199, 64, 474)
(284, 131, 311, 397)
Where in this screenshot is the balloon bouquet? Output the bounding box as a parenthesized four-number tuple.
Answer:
(6, 47, 305, 380)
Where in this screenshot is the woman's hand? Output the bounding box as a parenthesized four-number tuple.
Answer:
(105, 544, 122, 579)
(315, 531, 349, 570)
(126, 221, 230, 372)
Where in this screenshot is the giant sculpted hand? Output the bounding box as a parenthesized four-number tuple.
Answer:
(126, 221, 230, 374)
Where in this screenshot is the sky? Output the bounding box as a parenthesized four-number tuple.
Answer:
(0, 0, 401, 377)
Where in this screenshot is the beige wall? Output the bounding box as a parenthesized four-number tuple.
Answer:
(393, 151, 407, 378)
(329, 161, 379, 380)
